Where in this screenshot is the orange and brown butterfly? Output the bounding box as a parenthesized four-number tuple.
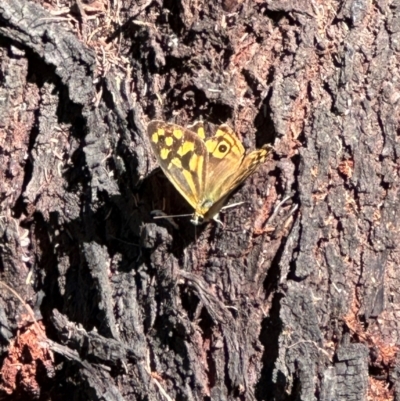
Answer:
(147, 120, 271, 225)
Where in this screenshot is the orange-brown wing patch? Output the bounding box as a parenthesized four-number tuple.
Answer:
(199, 124, 269, 215)
(201, 125, 246, 205)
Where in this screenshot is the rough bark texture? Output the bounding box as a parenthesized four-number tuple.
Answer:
(0, 0, 399, 400)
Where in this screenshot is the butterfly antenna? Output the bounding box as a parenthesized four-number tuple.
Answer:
(220, 201, 246, 211)
(151, 210, 196, 229)
(151, 211, 193, 219)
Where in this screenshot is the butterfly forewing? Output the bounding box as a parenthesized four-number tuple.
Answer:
(202, 125, 249, 205)
(148, 120, 208, 209)
(200, 146, 268, 221)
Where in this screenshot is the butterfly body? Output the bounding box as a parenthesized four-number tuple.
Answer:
(147, 120, 270, 225)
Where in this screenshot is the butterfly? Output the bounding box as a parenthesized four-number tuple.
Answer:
(147, 120, 270, 225)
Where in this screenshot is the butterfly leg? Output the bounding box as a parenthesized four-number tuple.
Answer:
(220, 201, 246, 211)
(212, 213, 224, 226)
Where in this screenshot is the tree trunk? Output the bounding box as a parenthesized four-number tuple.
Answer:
(0, 0, 399, 400)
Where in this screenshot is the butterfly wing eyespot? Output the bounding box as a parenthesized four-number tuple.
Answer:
(212, 141, 230, 158)
(218, 144, 228, 153)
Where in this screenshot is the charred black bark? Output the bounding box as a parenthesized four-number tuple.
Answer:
(1, 0, 399, 400)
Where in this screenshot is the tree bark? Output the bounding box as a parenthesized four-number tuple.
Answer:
(0, 0, 399, 400)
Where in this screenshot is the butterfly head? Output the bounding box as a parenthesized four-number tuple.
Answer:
(190, 199, 213, 225)
(190, 212, 205, 225)
(190, 198, 224, 225)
